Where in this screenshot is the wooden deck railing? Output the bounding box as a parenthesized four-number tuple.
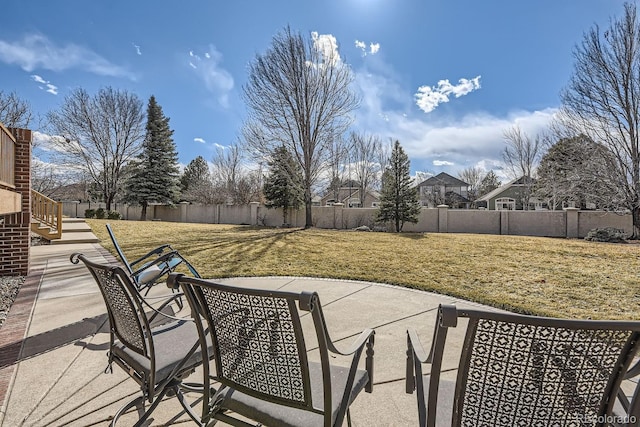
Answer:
(0, 124, 15, 188)
(31, 190, 63, 239)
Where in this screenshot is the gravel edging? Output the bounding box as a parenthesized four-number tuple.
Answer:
(0, 276, 24, 328)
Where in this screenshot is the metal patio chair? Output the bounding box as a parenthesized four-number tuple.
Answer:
(406, 304, 640, 427)
(106, 223, 201, 295)
(168, 273, 375, 427)
(71, 253, 210, 427)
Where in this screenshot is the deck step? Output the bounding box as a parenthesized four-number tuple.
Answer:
(50, 231, 100, 245)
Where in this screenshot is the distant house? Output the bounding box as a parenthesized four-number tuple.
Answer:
(416, 172, 471, 208)
(320, 185, 381, 208)
(476, 176, 545, 210)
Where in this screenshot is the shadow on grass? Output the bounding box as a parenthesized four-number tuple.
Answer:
(395, 232, 428, 240)
(178, 227, 305, 276)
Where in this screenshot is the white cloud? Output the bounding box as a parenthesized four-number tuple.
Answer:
(433, 160, 454, 166)
(311, 32, 340, 65)
(194, 137, 206, 143)
(188, 45, 234, 108)
(31, 74, 46, 84)
(45, 83, 58, 95)
(30, 74, 57, 95)
(0, 34, 135, 79)
(415, 76, 481, 113)
(355, 39, 380, 56)
(213, 142, 227, 150)
(133, 43, 142, 55)
(351, 64, 556, 174)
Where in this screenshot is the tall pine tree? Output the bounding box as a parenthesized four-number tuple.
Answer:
(263, 145, 304, 226)
(125, 96, 180, 220)
(376, 140, 421, 232)
(180, 155, 212, 203)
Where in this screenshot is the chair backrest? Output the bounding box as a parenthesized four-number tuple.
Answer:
(105, 223, 134, 275)
(430, 305, 640, 426)
(179, 276, 337, 416)
(71, 252, 150, 357)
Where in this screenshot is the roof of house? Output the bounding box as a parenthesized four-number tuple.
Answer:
(476, 176, 537, 202)
(417, 172, 469, 187)
(445, 191, 471, 204)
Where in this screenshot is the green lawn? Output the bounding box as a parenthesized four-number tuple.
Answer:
(87, 219, 640, 320)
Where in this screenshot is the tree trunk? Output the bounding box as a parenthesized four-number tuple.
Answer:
(632, 206, 640, 239)
(140, 202, 147, 221)
(283, 206, 288, 226)
(305, 198, 312, 228)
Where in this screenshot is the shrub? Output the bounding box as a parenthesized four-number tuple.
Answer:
(95, 208, 106, 219)
(585, 227, 627, 243)
(84, 209, 95, 218)
(107, 210, 122, 220)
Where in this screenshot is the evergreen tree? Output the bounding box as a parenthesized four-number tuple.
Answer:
(478, 170, 502, 197)
(376, 140, 421, 232)
(263, 145, 304, 225)
(124, 96, 180, 220)
(180, 155, 213, 203)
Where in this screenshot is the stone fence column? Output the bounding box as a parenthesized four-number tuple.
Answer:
(565, 207, 579, 238)
(437, 205, 449, 233)
(333, 203, 344, 229)
(250, 202, 260, 226)
(500, 210, 509, 235)
(179, 201, 189, 223)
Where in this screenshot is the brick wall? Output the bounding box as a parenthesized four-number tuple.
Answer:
(0, 128, 31, 276)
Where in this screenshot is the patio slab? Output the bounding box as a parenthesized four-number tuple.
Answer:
(0, 242, 636, 426)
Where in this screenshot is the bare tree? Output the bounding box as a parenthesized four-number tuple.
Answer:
(47, 87, 145, 210)
(211, 145, 262, 205)
(349, 132, 383, 207)
(458, 166, 484, 206)
(242, 26, 359, 227)
(502, 125, 542, 209)
(560, 2, 640, 236)
(0, 91, 32, 128)
(325, 135, 349, 203)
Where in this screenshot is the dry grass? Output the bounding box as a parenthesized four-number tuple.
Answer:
(87, 219, 640, 320)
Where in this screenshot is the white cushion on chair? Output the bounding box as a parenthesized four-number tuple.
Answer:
(137, 264, 163, 284)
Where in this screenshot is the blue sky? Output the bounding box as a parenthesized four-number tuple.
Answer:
(0, 0, 626, 179)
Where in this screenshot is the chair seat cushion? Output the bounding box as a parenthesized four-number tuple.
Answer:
(136, 264, 163, 285)
(112, 319, 208, 384)
(136, 257, 182, 285)
(215, 361, 369, 427)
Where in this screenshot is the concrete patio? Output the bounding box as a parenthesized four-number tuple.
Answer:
(0, 241, 636, 426)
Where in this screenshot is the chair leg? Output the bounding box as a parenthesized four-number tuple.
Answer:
(110, 387, 172, 427)
(175, 386, 204, 425)
(347, 408, 352, 427)
(133, 387, 172, 427)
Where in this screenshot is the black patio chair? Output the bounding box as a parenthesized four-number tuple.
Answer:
(71, 253, 210, 427)
(106, 223, 201, 295)
(168, 273, 375, 427)
(406, 304, 640, 427)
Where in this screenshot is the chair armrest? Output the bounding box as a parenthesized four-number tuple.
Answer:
(407, 328, 431, 363)
(131, 250, 182, 277)
(325, 328, 375, 356)
(129, 244, 173, 268)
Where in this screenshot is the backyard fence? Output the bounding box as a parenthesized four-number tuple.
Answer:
(62, 201, 633, 239)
